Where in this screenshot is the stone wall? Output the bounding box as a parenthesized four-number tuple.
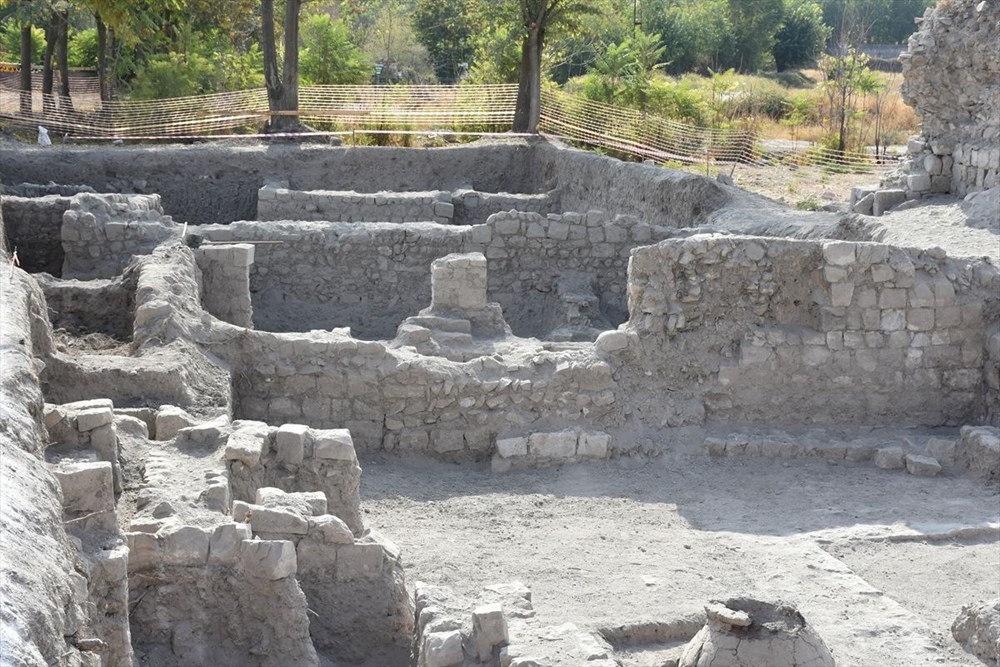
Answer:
(1, 195, 69, 275)
(196, 244, 254, 328)
(898, 0, 1000, 198)
(258, 185, 456, 223)
(194, 210, 678, 339)
(62, 193, 178, 279)
(36, 271, 137, 341)
(258, 183, 560, 226)
(0, 141, 538, 225)
(621, 235, 998, 426)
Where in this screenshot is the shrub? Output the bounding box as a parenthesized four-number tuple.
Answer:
(68, 28, 99, 68)
(300, 14, 372, 85)
(129, 52, 218, 99)
(1, 22, 45, 65)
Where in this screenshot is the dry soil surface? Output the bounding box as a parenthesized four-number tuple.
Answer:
(360, 452, 1000, 667)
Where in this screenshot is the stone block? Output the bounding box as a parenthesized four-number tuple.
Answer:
(925, 438, 957, 463)
(312, 515, 354, 544)
(528, 431, 578, 459)
(432, 430, 465, 454)
(907, 172, 931, 192)
(161, 525, 211, 567)
(155, 405, 196, 441)
(225, 429, 264, 467)
(874, 189, 906, 216)
(595, 330, 629, 353)
(905, 453, 941, 477)
(852, 193, 875, 215)
(208, 523, 252, 565)
(423, 630, 464, 667)
(434, 201, 455, 218)
(496, 436, 527, 458)
(241, 539, 297, 580)
(577, 432, 610, 458)
(53, 461, 115, 513)
(275, 423, 309, 465)
(874, 446, 905, 470)
(337, 542, 384, 580)
(313, 429, 356, 461)
(199, 482, 231, 513)
(76, 407, 113, 432)
(830, 283, 855, 307)
(956, 427, 1000, 482)
(822, 242, 856, 266)
(472, 603, 509, 661)
(126, 532, 162, 571)
(250, 506, 310, 535)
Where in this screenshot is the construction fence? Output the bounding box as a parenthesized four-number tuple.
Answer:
(0, 81, 898, 178)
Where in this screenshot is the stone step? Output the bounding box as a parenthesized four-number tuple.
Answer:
(407, 315, 473, 334)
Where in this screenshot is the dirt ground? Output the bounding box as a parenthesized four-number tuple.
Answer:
(360, 451, 1000, 667)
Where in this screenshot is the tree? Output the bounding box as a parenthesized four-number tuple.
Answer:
(718, 0, 784, 72)
(512, 0, 592, 133)
(262, 0, 307, 132)
(773, 0, 828, 71)
(300, 13, 372, 85)
(413, 0, 472, 83)
(19, 5, 33, 113)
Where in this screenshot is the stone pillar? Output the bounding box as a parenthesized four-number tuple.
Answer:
(196, 243, 255, 328)
(430, 252, 488, 313)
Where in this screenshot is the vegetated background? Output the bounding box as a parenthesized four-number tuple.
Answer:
(0, 0, 925, 153)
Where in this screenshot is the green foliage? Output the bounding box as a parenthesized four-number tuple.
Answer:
(465, 1, 522, 84)
(773, 0, 829, 70)
(412, 0, 474, 83)
(642, 0, 728, 74)
(300, 14, 373, 85)
(130, 51, 218, 99)
(821, 0, 933, 44)
(214, 45, 264, 91)
(717, 0, 784, 72)
(68, 28, 99, 68)
(0, 21, 44, 64)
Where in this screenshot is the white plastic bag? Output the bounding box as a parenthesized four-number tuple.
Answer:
(37, 126, 51, 146)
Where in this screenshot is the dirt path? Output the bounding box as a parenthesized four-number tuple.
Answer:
(360, 453, 1000, 667)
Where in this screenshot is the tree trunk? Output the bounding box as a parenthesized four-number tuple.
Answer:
(42, 15, 55, 113)
(96, 14, 109, 102)
(56, 10, 72, 111)
(513, 24, 542, 133)
(261, 0, 304, 132)
(19, 21, 32, 114)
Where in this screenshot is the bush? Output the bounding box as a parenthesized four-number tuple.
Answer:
(69, 28, 99, 68)
(773, 0, 829, 71)
(300, 14, 372, 85)
(1, 22, 45, 65)
(129, 52, 218, 99)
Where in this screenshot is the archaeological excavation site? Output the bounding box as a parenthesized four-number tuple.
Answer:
(1, 3, 998, 667)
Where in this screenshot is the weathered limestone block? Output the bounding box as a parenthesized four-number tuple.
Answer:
(528, 431, 578, 459)
(336, 542, 385, 581)
(431, 252, 488, 312)
(208, 523, 252, 566)
(956, 426, 1000, 482)
(875, 446, 906, 471)
(472, 603, 509, 661)
(76, 406, 114, 432)
(250, 506, 310, 535)
(422, 630, 464, 667)
(311, 514, 354, 544)
(276, 423, 309, 465)
(952, 599, 1000, 665)
(161, 525, 211, 567)
(225, 428, 265, 467)
(52, 461, 115, 514)
(313, 429, 356, 461)
(154, 405, 196, 441)
(240, 539, 298, 580)
(496, 436, 528, 458)
(577, 432, 611, 458)
(905, 453, 942, 477)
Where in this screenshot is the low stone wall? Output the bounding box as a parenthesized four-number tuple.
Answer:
(622, 235, 998, 426)
(194, 210, 678, 339)
(1, 194, 70, 275)
(258, 184, 560, 226)
(62, 193, 178, 279)
(901, 137, 1000, 198)
(258, 186, 455, 223)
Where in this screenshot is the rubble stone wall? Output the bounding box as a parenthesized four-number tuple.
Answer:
(62, 193, 178, 279)
(1, 195, 70, 275)
(623, 235, 998, 426)
(196, 244, 255, 328)
(898, 0, 1000, 197)
(194, 211, 679, 339)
